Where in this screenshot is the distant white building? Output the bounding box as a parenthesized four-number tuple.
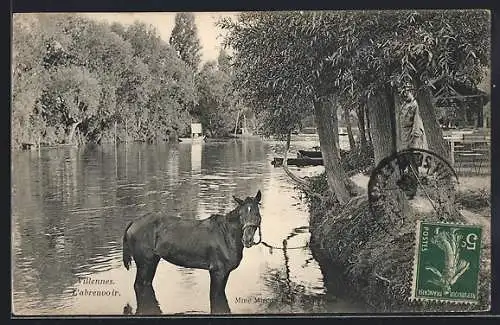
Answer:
(191, 123, 203, 138)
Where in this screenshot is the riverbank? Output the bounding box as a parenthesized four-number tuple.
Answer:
(15, 136, 260, 151)
(305, 172, 491, 312)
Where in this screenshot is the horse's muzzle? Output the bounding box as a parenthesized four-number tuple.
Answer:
(242, 224, 261, 248)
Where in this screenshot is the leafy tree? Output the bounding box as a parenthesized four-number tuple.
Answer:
(217, 49, 232, 75)
(41, 66, 101, 143)
(169, 13, 202, 70)
(113, 56, 151, 142)
(220, 10, 490, 204)
(11, 14, 201, 147)
(319, 10, 490, 161)
(119, 21, 197, 142)
(220, 12, 351, 203)
(12, 14, 47, 147)
(64, 18, 138, 143)
(194, 60, 236, 137)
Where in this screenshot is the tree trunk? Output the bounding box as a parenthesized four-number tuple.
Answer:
(415, 84, 449, 161)
(394, 92, 402, 151)
(96, 132, 103, 144)
(114, 120, 117, 145)
(365, 102, 373, 144)
(234, 110, 241, 137)
(415, 84, 456, 217)
(67, 121, 81, 145)
(369, 88, 413, 221)
(464, 107, 470, 126)
(78, 128, 84, 145)
(125, 118, 128, 144)
(332, 105, 340, 155)
(356, 104, 368, 149)
(477, 103, 483, 128)
(367, 89, 395, 166)
(344, 107, 356, 150)
(313, 97, 350, 204)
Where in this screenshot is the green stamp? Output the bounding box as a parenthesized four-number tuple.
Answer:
(411, 221, 482, 303)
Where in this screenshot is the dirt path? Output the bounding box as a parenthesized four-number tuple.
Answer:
(349, 172, 491, 245)
(350, 173, 491, 194)
(350, 173, 370, 190)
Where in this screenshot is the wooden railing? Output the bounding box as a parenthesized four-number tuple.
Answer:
(443, 129, 490, 175)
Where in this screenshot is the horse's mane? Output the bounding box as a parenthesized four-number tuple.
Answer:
(207, 197, 257, 226)
(212, 206, 239, 223)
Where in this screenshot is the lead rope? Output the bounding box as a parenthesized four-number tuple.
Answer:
(254, 225, 262, 245)
(256, 226, 309, 251)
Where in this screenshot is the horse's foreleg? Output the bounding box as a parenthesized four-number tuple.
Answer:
(209, 269, 230, 314)
(137, 284, 161, 315)
(134, 256, 161, 315)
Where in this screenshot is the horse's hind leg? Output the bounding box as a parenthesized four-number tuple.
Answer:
(134, 255, 161, 315)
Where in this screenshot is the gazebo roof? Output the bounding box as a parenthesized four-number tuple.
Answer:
(432, 76, 490, 106)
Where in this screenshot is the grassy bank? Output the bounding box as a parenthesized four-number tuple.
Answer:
(305, 172, 491, 312)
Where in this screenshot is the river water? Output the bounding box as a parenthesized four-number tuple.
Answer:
(11, 138, 366, 315)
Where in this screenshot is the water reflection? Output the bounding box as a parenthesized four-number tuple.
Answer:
(190, 142, 202, 174)
(12, 139, 366, 315)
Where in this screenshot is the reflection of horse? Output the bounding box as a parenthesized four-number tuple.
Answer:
(122, 190, 262, 314)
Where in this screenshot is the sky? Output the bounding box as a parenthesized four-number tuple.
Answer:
(80, 12, 239, 63)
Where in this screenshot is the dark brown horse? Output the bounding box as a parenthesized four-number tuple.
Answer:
(122, 190, 262, 314)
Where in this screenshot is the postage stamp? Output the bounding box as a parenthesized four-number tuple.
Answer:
(411, 221, 482, 303)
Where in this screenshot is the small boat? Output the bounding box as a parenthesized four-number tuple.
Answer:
(271, 157, 323, 167)
(297, 150, 322, 159)
(179, 135, 206, 143)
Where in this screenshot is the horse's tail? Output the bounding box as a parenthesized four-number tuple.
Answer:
(123, 221, 134, 270)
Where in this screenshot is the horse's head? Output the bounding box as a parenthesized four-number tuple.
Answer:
(233, 190, 262, 248)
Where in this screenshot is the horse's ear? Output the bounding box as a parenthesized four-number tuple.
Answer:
(255, 190, 261, 203)
(233, 196, 244, 205)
